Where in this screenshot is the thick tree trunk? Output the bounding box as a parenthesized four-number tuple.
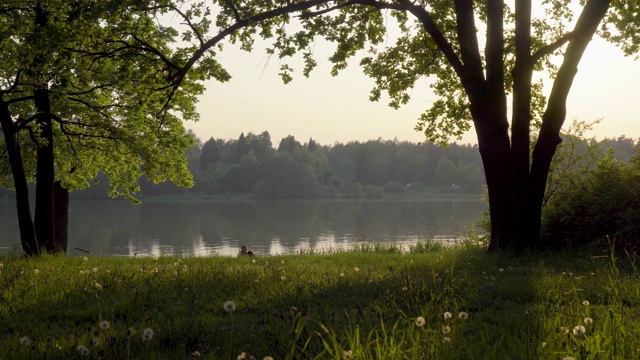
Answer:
(34, 87, 56, 253)
(528, 0, 612, 247)
(53, 181, 69, 253)
(0, 99, 38, 255)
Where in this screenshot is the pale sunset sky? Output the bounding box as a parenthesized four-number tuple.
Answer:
(188, 9, 640, 147)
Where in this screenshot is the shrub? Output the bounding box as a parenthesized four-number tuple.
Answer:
(541, 149, 640, 251)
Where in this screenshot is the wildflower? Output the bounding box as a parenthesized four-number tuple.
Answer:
(0, 263, 3, 269)
(191, 351, 202, 358)
(443, 336, 452, 343)
(342, 350, 353, 359)
(77, 345, 90, 356)
(153, 256, 159, 261)
(281, 276, 286, 281)
(584, 317, 593, 324)
(33, 269, 39, 275)
(340, 272, 345, 277)
(281, 260, 285, 265)
(224, 300, 237, 312)
(100, 320, 110, 330)
(415, 316, 426, 327)
(458, 311, 469, 319)
(252, 259, 256, 264)
(542, 341, 547, 348)
(263, 357, 274, 360)
(563, 357, 576, 360)
(92, 267, 98, 273)
(498, 268, 504, 272)
(90, 338, 100, 346)
(94, 282, 102, 290)
(443, 311, 452, 320)
(442, 325, 451, 334)
(559, 326, 569, 334)
(354, 267, 360, 272)
(19, 336, 30, 346)
(582, 300, 590, 306)
(572, 325, 586, 336)
(402, 286, 408, 291)
(237, 352, 256, 360)
(83, 256, 88, 261)
(368, 279, 374, 284)
(142, 328, 154, 341)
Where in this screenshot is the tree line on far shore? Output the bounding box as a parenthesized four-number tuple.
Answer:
(1, 130, 635, 202)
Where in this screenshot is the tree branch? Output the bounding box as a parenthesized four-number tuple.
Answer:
(531, 31, 575, 64)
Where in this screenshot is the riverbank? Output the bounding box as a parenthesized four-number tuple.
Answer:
(1, 243, 637, 359)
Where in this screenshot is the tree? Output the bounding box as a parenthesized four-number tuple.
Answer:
(0, 1, 203, 254)
(261, 0, 632, 252)
(200, 137, 222, 171)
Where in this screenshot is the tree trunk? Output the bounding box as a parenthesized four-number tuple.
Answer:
(0, 99, 38, 255)
(53, 181, 69, 253)
(34, 87, 56, 253)
(528, 0, 612, 247)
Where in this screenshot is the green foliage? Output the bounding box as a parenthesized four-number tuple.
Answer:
(3, 246, 640, 358)
(542, 148, 640, 251)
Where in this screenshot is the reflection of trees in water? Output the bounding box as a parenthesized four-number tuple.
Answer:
(11, 199, 487, 256)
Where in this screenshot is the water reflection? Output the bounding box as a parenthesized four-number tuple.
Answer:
(0, 198, 486, 257)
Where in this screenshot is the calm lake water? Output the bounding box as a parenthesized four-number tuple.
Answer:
(0, 198, 486, 257)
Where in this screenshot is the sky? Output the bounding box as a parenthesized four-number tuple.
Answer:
(187, 16, 640, 147)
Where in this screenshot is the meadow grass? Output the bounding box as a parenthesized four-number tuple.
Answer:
(1, 241, 640, 359)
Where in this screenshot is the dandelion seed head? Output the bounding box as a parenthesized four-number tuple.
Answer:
(584, 317, 593, 324)
(498, 268, 504, 272)
(541, 341, 547, 348)
(142, 328, 154, 341)
(340, 272, 345, 277)
(458, 311, 469, 319)
(582, 300, 590, 306)
(443, 311, 452, 320)
(100, 320, 110, 330)
(572, 325, 586, 336)
(92, 267, 98, 273)
(83, 256, 88, 262)
(563, 357, 576, 360)
(33, 269, 39, 275)
(281, 260, 285, 265)
(415, 316, 426, 327)
(90, 338, 100, 346)
(442, 325, 451, 334)
(342, 350, 353, 359)
(19, 336, 30, 346)
(224, 300, 237, 312)
(77, 345, 90, 356)
(560, 326, 569, 334)
(263, 357, 274, 360)
(443, 336, 451, 343)
(354, 267, 360, 272)
(281, 276, 286, 281)
(191, 351, 202, 357)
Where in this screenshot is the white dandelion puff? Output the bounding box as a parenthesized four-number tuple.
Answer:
(442, 325, 451, 334)
(415, 316, 426, 327)
(19, 336, 30, 346)
(443, 311, 452, 320)
(224, 301, 237, 312)
(584, 317, 593, 324)
(77, 345, 90, 356)
(142, 328, 154, 341)
(100, 320, 110, 330)
(458, 311, 469, 319)
(572, 325, 586, 336)
(582, 300, 590, 306)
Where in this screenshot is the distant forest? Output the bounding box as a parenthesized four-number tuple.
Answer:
(1, 132, 638, 200)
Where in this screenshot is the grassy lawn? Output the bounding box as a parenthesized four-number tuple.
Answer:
(1, 242, 639, 359)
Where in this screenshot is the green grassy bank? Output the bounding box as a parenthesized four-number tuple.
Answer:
(1, 243, 639, 359)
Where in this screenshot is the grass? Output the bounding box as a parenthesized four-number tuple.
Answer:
(1, 241, 640, 359)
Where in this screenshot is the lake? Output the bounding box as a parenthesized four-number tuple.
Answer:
(0, 198, 486, 257)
